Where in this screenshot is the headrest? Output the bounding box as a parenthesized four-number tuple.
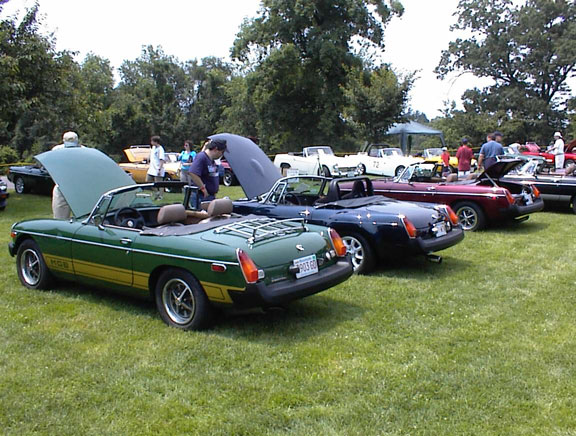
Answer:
(157, 204, 186, 225)
(206, 198, 233, 216)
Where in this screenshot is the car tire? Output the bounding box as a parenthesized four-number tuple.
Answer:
(358, 164, 366, 175)
(565, 159, 574, 167)
(16, 239, 53, 290)
(394, 165, 405, 177)
(454, 202, 486, 231)
(223, 169, 237, 187)
(340, 233, 374, 274)
(319, 165, 331, 177)
(155, 268, 213, 330)
(14, 176, 30, 194)
(571, 195, 576, 214)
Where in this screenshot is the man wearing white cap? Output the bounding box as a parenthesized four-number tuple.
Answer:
(51, 131, 83, 218)
(551, 132, 565, 170)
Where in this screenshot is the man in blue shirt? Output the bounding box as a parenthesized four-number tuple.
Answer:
(189, 139, 227, 201)
(478, 132, 504, 170)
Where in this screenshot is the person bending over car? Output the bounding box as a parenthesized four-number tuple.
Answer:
(189, 139, 227, 202)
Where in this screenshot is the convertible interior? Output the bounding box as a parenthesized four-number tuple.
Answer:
(103, 198, 235, 230)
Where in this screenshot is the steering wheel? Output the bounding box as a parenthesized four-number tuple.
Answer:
(114, 207, 145, 229)
(284, 193, 301, 205)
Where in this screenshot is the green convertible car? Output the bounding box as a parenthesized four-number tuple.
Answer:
(9, 147, 353, 330)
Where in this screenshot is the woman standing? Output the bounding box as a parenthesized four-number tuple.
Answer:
(178, 140, 196, 185)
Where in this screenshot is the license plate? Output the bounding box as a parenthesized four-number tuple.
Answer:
(347, 171, 356, 177)
(523, 193, 533, 205)
(433, 222, 447, 237)
(293, 254, 318, 279)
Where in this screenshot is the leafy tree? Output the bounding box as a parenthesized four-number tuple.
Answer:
(343, 65, 412, 143)
(436, 0, 576, 143)
(231, 0, 405, 150)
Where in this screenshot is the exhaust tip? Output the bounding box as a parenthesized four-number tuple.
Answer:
(426, 254, 443, 264)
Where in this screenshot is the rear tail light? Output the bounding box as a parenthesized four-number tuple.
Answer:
(445, 206, 460, 225)
(532, 186, 540, 198)
(505, 190, 515, 205)
(328, 228, 347, 257)
(236, 249, 261, 284)
(400, 215, 418, 239)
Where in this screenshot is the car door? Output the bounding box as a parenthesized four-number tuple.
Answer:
(71, 223, 137, 290)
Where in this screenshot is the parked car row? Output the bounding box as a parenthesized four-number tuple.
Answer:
(5, 133, 570, 332)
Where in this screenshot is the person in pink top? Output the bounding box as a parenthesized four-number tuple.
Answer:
(456, 138, 474, 178)
(441, 146, 451, 175)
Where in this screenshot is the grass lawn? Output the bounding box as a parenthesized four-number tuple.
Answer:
(1, 187, 575, 435)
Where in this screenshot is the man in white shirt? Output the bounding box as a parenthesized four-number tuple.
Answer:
(551, 132, 565, 170)
(146, 135, 165, 199)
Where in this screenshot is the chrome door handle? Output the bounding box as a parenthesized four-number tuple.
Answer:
(121, 238, 132, 245)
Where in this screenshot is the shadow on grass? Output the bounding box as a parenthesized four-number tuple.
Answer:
(369, 254, 469, 280)
(482, 217, 549, 235)
(214, 294, 364, 342)
(41, 281, 362, 341)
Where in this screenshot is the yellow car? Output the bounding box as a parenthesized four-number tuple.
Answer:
(421, 148, 477, 170)
(119, 146, 181, 183)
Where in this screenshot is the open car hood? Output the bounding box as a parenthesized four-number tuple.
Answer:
(477, 159, 523, 181)
(209, 133, 281, 198)
(36, 147, 135, 217)
(123, 146, 150, 162)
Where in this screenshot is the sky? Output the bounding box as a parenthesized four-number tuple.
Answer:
(2, 0, 492, 119)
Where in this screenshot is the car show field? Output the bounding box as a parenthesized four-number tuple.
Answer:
(2, 177, 575, 434)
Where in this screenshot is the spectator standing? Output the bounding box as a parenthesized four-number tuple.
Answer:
(441, 147, 451, 176)
(189, 139, 227, 201)
(456, 138, 474, 178)
(52, 131, 82, 219)
(551, 132, 565, 170)
(146, 135, 165, 199)
(177, 140, 196, 185)
(478, 132, 504, 170)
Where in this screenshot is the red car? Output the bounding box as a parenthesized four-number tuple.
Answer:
(364, 160, 544, 231)
(521, 147, 576, 168)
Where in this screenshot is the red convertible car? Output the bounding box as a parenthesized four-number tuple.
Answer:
(364, 160, 544, 231)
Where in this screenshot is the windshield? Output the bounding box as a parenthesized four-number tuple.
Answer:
(381, 148, 404, 157)
(90, 184, 192, 222)
(307, 146, 334, 156)
(265, 177, 327, 204)
(424, 148, 442, 157)
(397, 163, 438, 183)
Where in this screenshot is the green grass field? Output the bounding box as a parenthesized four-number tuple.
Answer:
(1, 187, 575, 435)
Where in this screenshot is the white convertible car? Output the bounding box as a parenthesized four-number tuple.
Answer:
(346, 144, 422, 177)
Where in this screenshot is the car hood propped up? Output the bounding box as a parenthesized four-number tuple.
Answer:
(477, 159, 523, 181)
(36, 147, 135, 218)
(209, 133, 282, 199)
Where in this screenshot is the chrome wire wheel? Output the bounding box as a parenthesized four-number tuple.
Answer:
(19, 248, 41, 286)
(162, 278, 196, 325)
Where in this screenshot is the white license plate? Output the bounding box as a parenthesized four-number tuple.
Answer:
(433, 222, 447, 237)
(293, 254, 319, 279)
(347, 171, 357, 177)
(523, 193, 533, 205)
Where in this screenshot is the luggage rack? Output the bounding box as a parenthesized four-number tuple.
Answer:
(214, 217, 308, 244)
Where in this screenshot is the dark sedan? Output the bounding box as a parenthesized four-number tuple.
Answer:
(7, 164, 54, 195)
(0, 179, 9, 210)
(207, 133, 465, 274)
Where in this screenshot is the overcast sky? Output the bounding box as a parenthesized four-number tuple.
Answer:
(3, 0, 492, 119)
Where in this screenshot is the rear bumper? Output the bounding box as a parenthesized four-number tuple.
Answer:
(227, 258, 353, 308)
(413, 227, 465, 253)
(502, 197, 544, 218)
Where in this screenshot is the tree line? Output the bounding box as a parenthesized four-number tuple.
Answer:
(0, 0, 574, 164)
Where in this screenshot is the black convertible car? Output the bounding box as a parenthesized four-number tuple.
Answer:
(500, 159, 576, 213)
(208, 134, 465, 273)
(7, 164, 54, 195)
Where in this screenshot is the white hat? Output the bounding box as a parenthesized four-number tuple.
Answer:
(442, 147, 447, 151)
(63, 131, 79, 143)
(554, 131, 562, 138)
